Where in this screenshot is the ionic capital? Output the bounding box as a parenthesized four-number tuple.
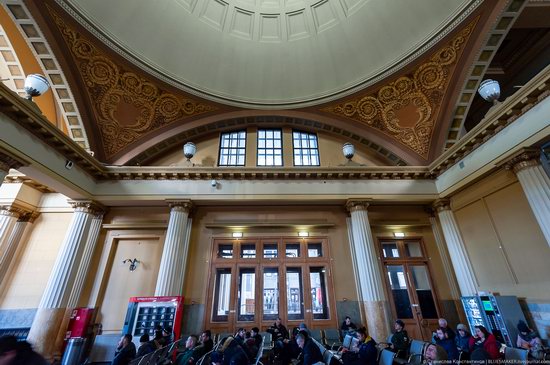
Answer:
(346, 199, 371, 213)
(432, 199, 451, 213)
(167, 200, 193, 214)
(499, 148, 541, 175)
(68, 200, 106, 216)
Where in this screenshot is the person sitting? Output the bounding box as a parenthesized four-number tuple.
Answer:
(517, 320, 545, 359)
(342, 327, 377, 365)
(113, 333, 137, 365)
(389, 319, 409, 358)
(162, 326, 174, 345)
(0, 335, 48, 365)
(298, 323, 311, 337)
(432, 318, 455, 342)
(192, 330, 214, 362)
(468, 325, 501, 360)
(251, 327, 263, 348)
(176, 335, 198, 365)
(136, 334, 156, 357)
(234, 328, 246, 346)
(423, 343, 448, 365)
(220, 336, 249, 365)
(455, 324, 472, 355)
(341, 316, 358, 336)
(434, 327, 459, 360)
(295, 331, 323, 365)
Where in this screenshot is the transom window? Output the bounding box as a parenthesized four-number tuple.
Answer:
(293, 131, 320, 166)
(219, 131, 246, 166)
(257, 129, 283, 166)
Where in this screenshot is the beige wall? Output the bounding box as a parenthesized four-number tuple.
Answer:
(150, 127, 388, 167)
(451, 169, 550, 299)
(0, 212, 72, 308)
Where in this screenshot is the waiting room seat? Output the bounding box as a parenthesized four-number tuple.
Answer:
(505, 347, 528, 364)
(341, 334, 353, 350)
(378, 349, 396, 365)
(323, 329, 342, 350)
(407, 340, 427, 365)
(310, 329, 324, 344)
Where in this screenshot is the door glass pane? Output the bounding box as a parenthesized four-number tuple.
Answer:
(286, 243, 300, 258)
(263, 243, 278, 258)
(308, 243, 323, 257)
(218, 244, 233, 259)
(241, 244, 256, 258)
(263, 268, 279, 320)
(310, 267, 329, 319)
(410, 265, 438, 319)
(386, 265, 413, 319)
(238, 268, 255, 321)
(405, 241, 423, 257)
(213, 268, 231, 322)
(286, 268, 304, 320)
(382, 243, 400, 258)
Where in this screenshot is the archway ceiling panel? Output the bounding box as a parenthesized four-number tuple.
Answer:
(30, 0, 496, 164)
(320, 19, 477, 159)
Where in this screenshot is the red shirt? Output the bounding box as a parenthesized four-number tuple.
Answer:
(468, 334, 501, 359)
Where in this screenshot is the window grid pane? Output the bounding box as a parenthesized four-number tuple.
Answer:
(219, 131, 246, 166)
(257, 129, 283, 166)
(292, 131, 320, 166)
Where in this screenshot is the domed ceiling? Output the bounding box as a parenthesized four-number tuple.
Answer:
(58, 0, 476, 108)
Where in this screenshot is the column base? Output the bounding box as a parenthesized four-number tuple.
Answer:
(364, 300, 391, 342)
(26, 307, 66, 361)
(53, 307, 74, 359)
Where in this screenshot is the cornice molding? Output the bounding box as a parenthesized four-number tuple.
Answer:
(0, 150, 26, 172)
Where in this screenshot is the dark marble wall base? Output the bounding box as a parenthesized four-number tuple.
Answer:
(336, 300, 361, 327)
(0, 308, 37, 329)
(181, 303, 205, 337)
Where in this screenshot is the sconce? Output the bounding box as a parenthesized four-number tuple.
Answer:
(123, 258, 140, 271)
(24, 74, 50, 101)
(342, 143, 355, 161)
(183, 142, 196, 162)
(478, 79, 500, 104)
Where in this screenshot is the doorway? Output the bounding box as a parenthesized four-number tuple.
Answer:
(378, 238, 440, 340)
(205, 237, 337, 333)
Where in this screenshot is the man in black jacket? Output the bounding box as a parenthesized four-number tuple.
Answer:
(113, 334, 136, 365)
(295, 331, 323, 365)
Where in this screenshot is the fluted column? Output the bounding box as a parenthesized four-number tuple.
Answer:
(0, 151, 24, 188)
(0, 211, 39, 285)
(346, 199, 390, 342)
(428, 213, 460, 300)
(433, 200, 478, 296)
(155, 200, 193, 296)
(27, 200, 103, 360)
(0, 207, 21, 249)
(503, 149, 550, 247)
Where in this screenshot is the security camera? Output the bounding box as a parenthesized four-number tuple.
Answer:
(65, 160, 74, 169)
(211, 179, 217, 187)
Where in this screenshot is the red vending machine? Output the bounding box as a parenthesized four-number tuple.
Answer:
(122, 296, 184, 347)
(62, 308, 95, 353)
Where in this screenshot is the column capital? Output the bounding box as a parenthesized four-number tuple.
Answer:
(499, 148, 541, 174)
(0, 205, 32, 218)
(432, 199, 451, 213)
(346, 199, 371, 212)
(0, 151, 26, 173)
(68, 200, 106, 216)
(167, 200, 193, 213)
(19, 211, 41, 223)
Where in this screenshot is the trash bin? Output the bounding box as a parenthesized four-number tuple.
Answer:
(61, 337, 86, 365)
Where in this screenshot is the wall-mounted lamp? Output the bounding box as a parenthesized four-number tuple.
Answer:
(24, 74, 50, 101)
(393, 232, 405, 238)
(342, 143, 355, 161)
(183, 142, 196, 161)
(478, 79, 500, 104)
(123, 258, 140, 271)
(298, 231, 309, 237)
(232, 232, 243, 238)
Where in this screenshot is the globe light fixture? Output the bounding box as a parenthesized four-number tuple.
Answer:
(183, 142, 196, 161)
(343, 142, 355, 161)
(24, 74, 50, 100)
(478, 79, 500, 104)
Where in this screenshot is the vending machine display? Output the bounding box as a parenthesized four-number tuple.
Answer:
(122, 296, 184, 347)
(461, 294, 527, 347)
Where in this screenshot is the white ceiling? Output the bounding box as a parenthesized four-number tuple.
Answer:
(62, 0, 477, 108)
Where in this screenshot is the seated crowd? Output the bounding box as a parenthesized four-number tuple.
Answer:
(111, 316, 548, 365)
